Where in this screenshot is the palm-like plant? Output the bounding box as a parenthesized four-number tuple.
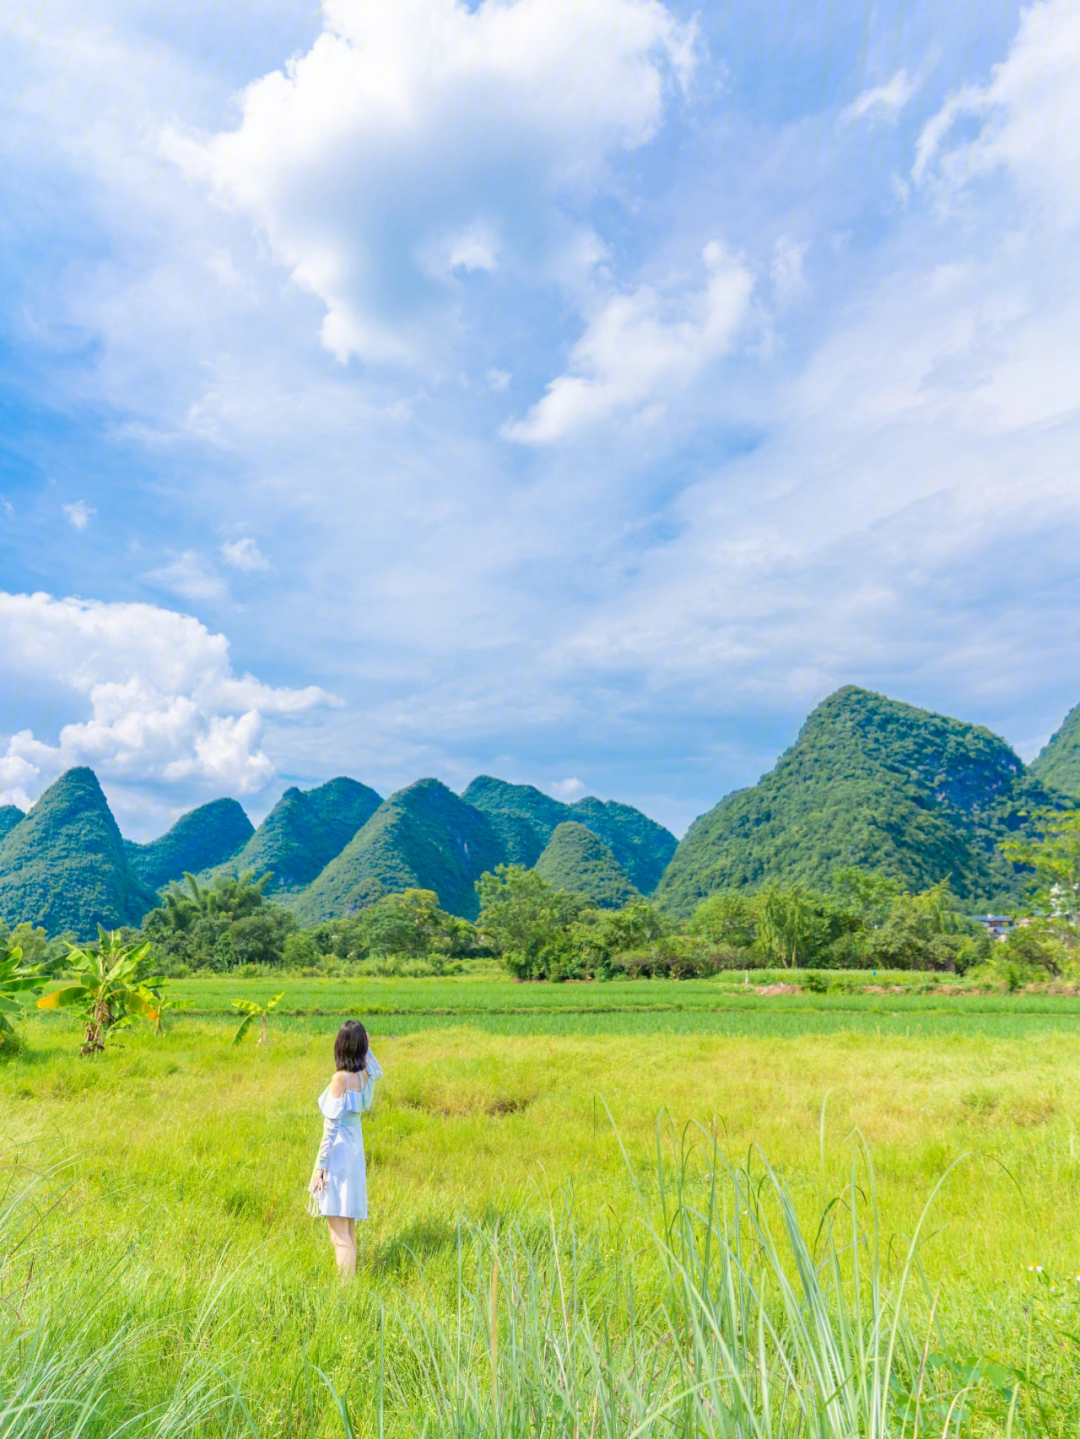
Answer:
(0, 937, 45, 1047)
(231, 992, 284, 1046)
(37, 929, 162, 1055)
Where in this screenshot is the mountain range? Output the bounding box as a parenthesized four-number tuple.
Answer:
(2, 685, 1078, 938)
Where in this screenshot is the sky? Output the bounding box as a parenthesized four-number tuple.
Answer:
(1, 0, 1079, 840)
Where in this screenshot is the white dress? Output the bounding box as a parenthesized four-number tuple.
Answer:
(312, 1054, 382, 1220)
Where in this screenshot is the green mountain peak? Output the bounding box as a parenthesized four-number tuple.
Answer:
(1029, 703, 1080, 799)
(218, 776, 382, 893)
(461, 775, 676, 893)
(534, 821, 642, 909)
(294, 777, 505, 922)
(655, 685, 1052, 915)
(0, 767, 157, 937)
(125, 797, 254, 892)
(0, 806, 23, 846)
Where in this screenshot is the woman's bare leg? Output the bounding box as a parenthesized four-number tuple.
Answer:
(326, 1216, 356, 1278)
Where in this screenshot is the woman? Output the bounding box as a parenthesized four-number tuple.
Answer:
(309, 1019, 382, 1277)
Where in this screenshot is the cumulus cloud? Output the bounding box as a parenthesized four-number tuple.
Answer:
(221, 536, 270, 572)
(0, 592, 335, 811)
(63, 500, 96, 530)
(169, 0, 697, 365)
(505, 241, 753, 443)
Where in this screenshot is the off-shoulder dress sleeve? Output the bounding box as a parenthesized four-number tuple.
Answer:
(312, 1061, 381, 1172)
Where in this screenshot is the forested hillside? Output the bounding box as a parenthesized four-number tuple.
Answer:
(125, 798, 253, 892)
(0, 769, 157, 937)
(0, 807, 23, 845)
(210, 777, 382, 893)
(462, 776, 676, 892)
(1030, 702, 1080, 798)
(534, 822, 642, 909)
(293, 779, 505, 922)
(657, 686, 1063, 915)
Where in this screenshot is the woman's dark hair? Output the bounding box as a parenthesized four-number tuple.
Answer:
(334, 1020, 369, 1073)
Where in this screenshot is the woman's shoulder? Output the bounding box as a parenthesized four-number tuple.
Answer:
(329, 1070, 350, 1097)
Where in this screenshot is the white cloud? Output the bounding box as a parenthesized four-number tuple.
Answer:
(0, 592, 336, 812)
(63, 500, 96, 530)
(144, 550, 227, 601)
(840, 69, 915, 125)
(505, 241, 753, 443)
(221, 536, 270, 572)
(486, 368, 511, 392)
(549, 776, 585, 800)
(914, 0, 1080, 214)
(169, 0, 697, 365)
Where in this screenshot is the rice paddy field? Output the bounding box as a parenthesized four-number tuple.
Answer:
(4, 972, 1080, 1436)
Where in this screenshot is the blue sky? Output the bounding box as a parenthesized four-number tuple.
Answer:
(2, 0, 1079, 839)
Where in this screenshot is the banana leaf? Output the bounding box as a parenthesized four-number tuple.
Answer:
(233, 1013, 255, 1045)
(37, 986, 90, 1010)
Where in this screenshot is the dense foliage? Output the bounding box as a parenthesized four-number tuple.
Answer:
(1029, 701, 1080, 799)
(0, 768, 157, 939)
(142, 872, 298, 973)
(657, 685, 1063, 915)
(211, 776, 382, 894)
(533, 822, 642, 909)
(462, 775, 676, 892)
(124, 797, 254, 892)
(0, 805, 22, 845)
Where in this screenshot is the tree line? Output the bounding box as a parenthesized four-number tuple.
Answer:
(6, 807, 1080, 985)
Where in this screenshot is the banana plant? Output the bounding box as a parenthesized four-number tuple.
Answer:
(37, 929, 162, 1056)
(0, 938, 45, 1047)
(232, 992, 285, 1047)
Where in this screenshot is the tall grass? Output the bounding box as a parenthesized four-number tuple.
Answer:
(360, 1123, 1011, 1437)
(0, 1160, 249, 1439)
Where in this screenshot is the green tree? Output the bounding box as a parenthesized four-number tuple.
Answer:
(831, 868, 906, 927)
(361, 889, 460, 957)
(476, 866, 585, 980)
(567, 902, 666, 980)
(1001, 809, 1080, 922)
(142, 871, 295, 972)
(687, 892, 757, 948)
(753, 884, 818, 968)
(38, 930, 162, 1055)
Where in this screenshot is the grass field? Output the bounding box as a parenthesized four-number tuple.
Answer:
(5, 976, 1080, 1434)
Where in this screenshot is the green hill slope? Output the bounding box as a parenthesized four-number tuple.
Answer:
(218, 777, 382, 893)
(459, 777, 567, 866)
(0, 768, 158, 937)
(534, 822, 642, 909)
(125, 798, 253, 892)
(565, 796, 676, 894)
(1029, 703, 1080, 798)
(655, 686, 1057, 916)
(461, 777, 676, 892)
(294, 778, 505, 922)
(0, 807, 23, 845)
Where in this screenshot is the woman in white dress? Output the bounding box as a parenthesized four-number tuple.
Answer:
(309, 1020, 382, 1277)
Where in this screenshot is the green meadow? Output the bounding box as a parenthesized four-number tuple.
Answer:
(5, 976, 1080, 1434)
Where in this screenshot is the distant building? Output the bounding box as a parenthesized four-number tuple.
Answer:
(970, 915, 1013, 941)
